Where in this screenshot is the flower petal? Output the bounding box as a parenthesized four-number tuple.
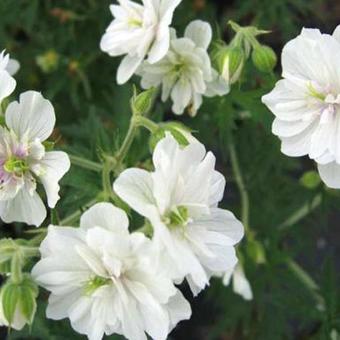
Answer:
(318, 161, 340, 189)
(0, 70, 16, 104)
(0, 187, 46, 226)
(5, 91, 56, 142)
(80, 202, 129, 233)
(38, 151, 70, 208)
(114, 168, 157, 220)
(184, 20, 212, 50)
(117, 54, 144, 84)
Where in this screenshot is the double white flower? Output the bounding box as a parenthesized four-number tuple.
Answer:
(0, 50, 19, 104)
(0, 91, 70, 226)
(138, 20, 229, 115)
(262, 26, 340, 188)
(100, 0, 181, 84)
(114, 134, 244, 295)
(32, 203, 191, 340)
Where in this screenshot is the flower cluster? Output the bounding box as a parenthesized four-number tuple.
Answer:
(262, 25, 340, 188)
(100, 1, 228, 115)
(32, 135, 244, 340)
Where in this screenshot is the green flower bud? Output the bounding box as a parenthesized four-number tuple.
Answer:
(149, 121, 196, 151)
(213, 45, 245, 85)
(246, 239, 266, 264)
(300, 170, 321, 190)
(251, 45, 277, 73)
(1, 276, 38, 330)
(131, 87, 156, 115)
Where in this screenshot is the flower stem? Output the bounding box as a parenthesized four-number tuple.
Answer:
(69, 154, 103, 172)
(134, 115, 159, 133)
(228, 139, 252, 236)
(114, 119, 139, 166)
(278, 194, 322, 231)
(286, 259, 325, 309)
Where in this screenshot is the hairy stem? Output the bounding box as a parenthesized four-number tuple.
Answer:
(278, 194, 322, 231)
(69, 154, 103, 172)
(286, 259, 325, 309)
(228, 140, 251, 235)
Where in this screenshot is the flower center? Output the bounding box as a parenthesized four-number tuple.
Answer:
(3, 156, 28, 175)
(84, 276, 111, 296)
(307, 82, 327, 101)
(128, 18, 142, 28)
(164, 206, 190, 229)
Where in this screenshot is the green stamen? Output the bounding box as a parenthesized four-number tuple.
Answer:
(4, 157, 28, 175)
(128, 18, 142, 28)
(307, 82, 326, 101)
(165, 206, 189, 229)
(84, 276, 110, 296)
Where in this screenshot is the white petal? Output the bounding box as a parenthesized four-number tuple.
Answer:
(184, 20, 212, 50)
(113, 168, 157, 220)
(333, 25, 340, 43)
(117, 54, 144, 84)
(38, 151, 70, 208)
(80, 202, 129, 233)
(5, 91, 56, 141)
(167, 290, 191, 331)
(318, 161, 340, 189)
(6, 59, 20, 76)
(233, 265, 253, 301)
(171, 79, 192, 115)
(0, 187, 46, 226)
(0, 70, 16, 103)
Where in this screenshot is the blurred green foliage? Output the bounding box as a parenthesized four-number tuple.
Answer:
(1, 0, 340, 339)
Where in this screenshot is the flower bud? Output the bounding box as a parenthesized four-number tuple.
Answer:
(0, 276, 38, 330)
(131, 87, 156, 115)
(246, 239, 266, 264)
(149, 122, 197, 151)
(251, 45, 277, 73)
(214, 45, 245, 85)
(300, 170, 321, 189)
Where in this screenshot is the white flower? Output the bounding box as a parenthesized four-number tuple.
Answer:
(0, 91, 70, 226)
(223, 263, 253, 301)
(138, 20, 229, 116)
(262, 26, 340, 188)
(0, 289, 26, 330)
(0, 50, 20, 104)
(32, 203, 191, 340)
(114, 134, 244, 295)
(100, 0, 182, 84)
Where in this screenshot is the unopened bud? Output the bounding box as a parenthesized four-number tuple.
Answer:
(149, 122, 197, 151)
(131, 87, 156, 115)
(0, 276, 38, 330)
(300, 170, 321, 190)
(214, 45, 245, 85)
(251, 45, 277, 73)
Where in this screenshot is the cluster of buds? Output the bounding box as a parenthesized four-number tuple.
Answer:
(212, 20, 277, 86)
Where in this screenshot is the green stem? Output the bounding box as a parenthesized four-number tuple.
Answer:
(114, 119, 138, 166)
(60, 198, 98, 226)
(278, 194, 322, 231)
(286, 259, 325, 309)
(228, 139, 251, 236)
(69, 154, 102, 172)
(134, 115, 159, 133)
